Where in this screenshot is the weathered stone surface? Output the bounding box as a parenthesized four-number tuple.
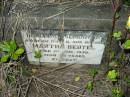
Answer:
(9, 1, 128, 30)
(21, 29, 107, 64)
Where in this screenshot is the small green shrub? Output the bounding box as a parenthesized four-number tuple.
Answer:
(113, 31, 121, 40)
(112, 88, 124, 97)
(0, 40, 24, 63)
(85, 81, 93, 92)
(122, 40, 130, 49)
(107, 70, 118, 82)
(34, 50, 42, 59)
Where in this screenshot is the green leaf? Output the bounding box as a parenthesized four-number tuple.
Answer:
(107, 70, 118, 82)
(11, 54, 19, 61)
(112, 88, 124, 97)
(0, 55, 10, 63)
(122, 40, 130, 49)
(34, 50, 42, 58)
(85, 81, 93, 92)
(74, 75, 80, 82)
(15, 48, 24, 55)
(0, 41, 11, 52)
(10, 40, 17, 52)
(113, 31, 121, 40)
(0, 40, 17, 53)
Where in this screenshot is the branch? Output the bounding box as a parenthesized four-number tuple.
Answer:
(24, 78, 33, 97)
(36, 63, 75, 78)
(35, 77, 86, 97)
(107, 0, 122, 66)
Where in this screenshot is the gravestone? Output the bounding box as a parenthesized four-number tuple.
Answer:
(21, 30, 107, 64)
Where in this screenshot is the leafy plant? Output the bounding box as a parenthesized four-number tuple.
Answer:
(119, 53, 127, 62)
(1, 54, 10, 63)
(113, 31, 121, 40)
(0, 40, 25, 63)
(85, 81, 93, 92)
(34, 50, 42, 59)
(107, 70, 118, 82)
(0, 40, 25, 89)
(122, 40, 130, 49)
(85, 68, 97, 93)
(122, 0, 130, 6)
(112, 88, 124, 97)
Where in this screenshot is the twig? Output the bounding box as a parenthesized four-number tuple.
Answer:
(107, 0, 122, 66)
(43, 0, 86, 21)
(33, 78, 40, 94)
(18, 84, 22, 97)
(24, 77, 33, 97)
(36, 63, 75, 77)
(35, 77, 86, 97)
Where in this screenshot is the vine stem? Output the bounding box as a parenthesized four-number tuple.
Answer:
(107, 0, 122, 66)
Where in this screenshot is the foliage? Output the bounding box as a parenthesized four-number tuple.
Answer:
(1, 54, 10, 63)
(0, 40, 25, 63)
(85, 81, 93, 92)
(0, 0, 129, 97)
(113, 31, 121, 40)
(122, 40, 130, 49)
(107, 70, 118, 82)
(109, 2, 130, 97)
(0, 39, 25, 92)
(119, 53, 127, 62)
(122, 0, 130, 6)
(112, 88, 124, 97)
(34, 50, 42, 59)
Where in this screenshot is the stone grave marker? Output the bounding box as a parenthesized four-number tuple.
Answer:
(21, 29, 107, 65)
